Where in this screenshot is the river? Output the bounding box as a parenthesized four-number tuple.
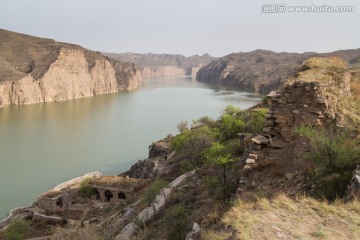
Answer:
(0, 76, 261, 218)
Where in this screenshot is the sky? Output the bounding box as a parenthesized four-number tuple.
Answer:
(0, 0, 359, 57)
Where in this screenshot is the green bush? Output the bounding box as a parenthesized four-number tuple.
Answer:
(219, 106, 245, 140)
(5, 219, 29, 240)
(244, 110, 267, 134)
(205, 143, 235, 202)
(171, 126, 215, 162)
(80, 178, 96, 203)
(191, 116, 217, 128)
(296, 125, 360, 200)
(165, 204, 188, 240)
(222, 105, 241, 116)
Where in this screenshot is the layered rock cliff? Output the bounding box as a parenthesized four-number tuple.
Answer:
(103, 52, 215, 78)
(196, 49, 360, 93)
(141, 66, 186, 78)
(0, 29, 142, 107)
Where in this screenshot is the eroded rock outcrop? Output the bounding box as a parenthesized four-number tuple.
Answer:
(0, 29, 142, 107)
(197, 49, 360, 93)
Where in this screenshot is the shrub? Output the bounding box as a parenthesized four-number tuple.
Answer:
(5, 219, 29, 240)
(222, 105, 241, 116)
(171, 126, 215, 162)
(165, 204, 188, 240)
(191, 116, 217, 128)
(180, 160, 195, 185)
(177, 121, 188, 133)
(205, 143, 236, 203)
(296, 125, 360, 200)
(219, 106, 245, 140)
(142, 180, 170, 216)
(80, 178, 96, 203)
(244, 109, 267, 134)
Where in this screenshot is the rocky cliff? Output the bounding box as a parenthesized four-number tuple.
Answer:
(0, 29, 142, 107)
(141, 66, 186, 78)
(196, 49, 360, 93)
(103, 52, 215, 78)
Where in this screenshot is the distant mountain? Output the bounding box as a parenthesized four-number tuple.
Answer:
(0, 29, 141, 106)
(196, 49, 360, 93)
(103, 52, 216, 78)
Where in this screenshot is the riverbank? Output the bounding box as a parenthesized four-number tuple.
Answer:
(0, 76, 262, 219)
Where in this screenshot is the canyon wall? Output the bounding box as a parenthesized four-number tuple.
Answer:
(0, 29, 142, 107)
(141, 66, 186, 78)
(103, 52, 215, 78)
(0, 49, 141, 106)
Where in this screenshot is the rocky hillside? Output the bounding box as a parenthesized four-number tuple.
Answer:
(1, 58, 359, 239)
(103, 52, 216, 78)
(0, 29, 142, 107)
(196, 49, 360, 93)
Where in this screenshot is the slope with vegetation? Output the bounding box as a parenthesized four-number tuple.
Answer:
(1, 57, 360, 240)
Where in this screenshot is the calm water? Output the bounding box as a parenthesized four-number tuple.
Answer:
(0, 76, 261, 218)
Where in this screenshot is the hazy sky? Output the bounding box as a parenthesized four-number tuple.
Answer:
(1, 0, 359, 57)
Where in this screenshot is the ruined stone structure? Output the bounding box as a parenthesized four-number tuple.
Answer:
(238, 61, 352, 196)
(91, 185, 131, 203)
(37, 189, 78, 213)
(90, 176, 138, 204)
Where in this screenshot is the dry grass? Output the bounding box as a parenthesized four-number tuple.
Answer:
(295, 57, 347, 84)
(91, 176, 140, 189)
(305, 57, 346, 69)
(40, 190, 63, 198)
(202, 194, 360, 240)
(347, 79, 360, 131)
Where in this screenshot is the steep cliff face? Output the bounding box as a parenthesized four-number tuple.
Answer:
(141, 66, 186, 78)
(0, 29, 141, 107)
(103, 52, 215, 78)
(197, 49, 360, 93)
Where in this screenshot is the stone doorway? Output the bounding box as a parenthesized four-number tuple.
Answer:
(118, 191, 126, 199)
(94, 189, 100, 200)
(104, 191, 113, 202)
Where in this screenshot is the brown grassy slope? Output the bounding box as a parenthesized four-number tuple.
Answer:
(0, 29, 74, 82)
(202, 194, 360, 240)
